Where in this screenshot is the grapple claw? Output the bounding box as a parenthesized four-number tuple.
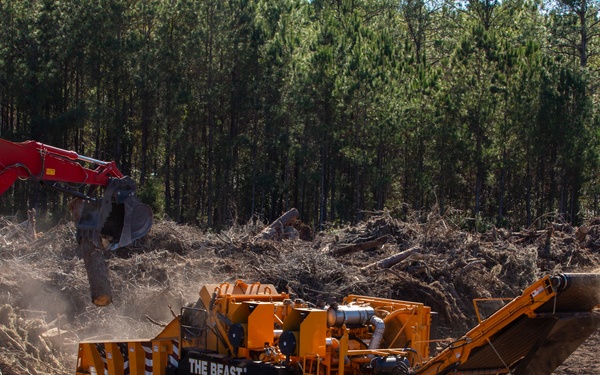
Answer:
(77, 177, 153, 249)
(117, 195, 153, 248)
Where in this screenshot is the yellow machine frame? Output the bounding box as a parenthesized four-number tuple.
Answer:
(75, 274, 600, 375)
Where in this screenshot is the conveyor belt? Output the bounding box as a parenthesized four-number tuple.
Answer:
(537, 272, 600, 312)
(455, 273, 600, 375)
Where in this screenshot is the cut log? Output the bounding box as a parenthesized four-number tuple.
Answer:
(283, 226, 299, 240)
(254, 208, 300, 241)
(80, 239, 113, 306)
(329, 236, 390, 257)
(361, 246, 420, 270)
(576, 225, 589, 242)
(550, 222, 574, 233)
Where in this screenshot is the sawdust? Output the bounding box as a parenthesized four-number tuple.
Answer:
(0, 212, 599, 374)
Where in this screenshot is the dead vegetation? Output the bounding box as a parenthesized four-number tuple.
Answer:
(0, 210, 599, 374)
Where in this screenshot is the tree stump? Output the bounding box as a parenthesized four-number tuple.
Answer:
(80, 239, 113, 306)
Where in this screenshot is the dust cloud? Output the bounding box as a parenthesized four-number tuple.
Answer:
(1, 214, 600, 374)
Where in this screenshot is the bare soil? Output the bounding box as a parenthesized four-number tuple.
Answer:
(0, 212, 598, 374)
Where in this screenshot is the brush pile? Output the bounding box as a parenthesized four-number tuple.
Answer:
(0, 210, 599, 374)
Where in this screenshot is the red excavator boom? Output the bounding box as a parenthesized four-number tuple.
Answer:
(0, 137, 152, 249)
(0, 139, 124, 194)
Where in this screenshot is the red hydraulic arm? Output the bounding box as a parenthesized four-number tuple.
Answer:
(0, 138, 124, 196)
(0, 137, 152, 252)
(0, 137, 153, 306)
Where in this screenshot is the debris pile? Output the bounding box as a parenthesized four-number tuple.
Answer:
(0, 210, 599, 374)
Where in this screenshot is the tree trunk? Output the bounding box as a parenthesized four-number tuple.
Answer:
(254, 208, 300, 241)
(81, 239, 113, 306)
(328, 236, 390, 257)
(361, 246, 419, 270)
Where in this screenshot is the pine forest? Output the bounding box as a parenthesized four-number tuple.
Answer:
(1, 0, 599, 231)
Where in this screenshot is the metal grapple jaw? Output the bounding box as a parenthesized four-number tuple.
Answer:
(76, 177, 153, 249)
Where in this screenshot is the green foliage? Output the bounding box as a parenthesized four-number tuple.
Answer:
(0, 0, 599, 229)
(138, 177, 165, 217)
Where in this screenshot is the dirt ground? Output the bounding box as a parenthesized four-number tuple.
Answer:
(555, 330, 600, 374)
(0, 211, 598, 374)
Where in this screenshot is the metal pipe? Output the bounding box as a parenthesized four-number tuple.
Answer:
(327, 305, 375, 327)
(368, 315, 385, 350)
(77, 154, 109, 166)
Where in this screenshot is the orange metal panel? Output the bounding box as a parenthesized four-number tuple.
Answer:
(128, 342, 149, 375)
(76, 343, 105, 375)
(105, 343, 124, 375)
(247, 303, 275, 349)
(152, 340, 170, 375)
(154, 316, 180, 340)
(299, 310, 327, 358)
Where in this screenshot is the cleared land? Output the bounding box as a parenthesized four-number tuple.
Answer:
(0, 212, 599, 374)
